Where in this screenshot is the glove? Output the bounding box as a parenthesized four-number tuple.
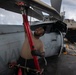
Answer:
(8, 62, 17, 68)
(31, 50, 42, 57)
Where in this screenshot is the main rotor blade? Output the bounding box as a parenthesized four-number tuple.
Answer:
(0, 0, 61, 20)
(0, 1, 43, 20)
(50, 0, 62, 13)
(30, 0, 61, 20)
(32, 6, 43, 17)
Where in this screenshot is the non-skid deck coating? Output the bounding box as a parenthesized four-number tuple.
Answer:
(0, 54, 76, 75)
(44, 54, 76, 75)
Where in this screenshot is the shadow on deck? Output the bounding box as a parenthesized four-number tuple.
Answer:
(44, 54, 76, 75)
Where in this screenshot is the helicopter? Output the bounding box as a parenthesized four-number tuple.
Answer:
(0, 0, 67, 74)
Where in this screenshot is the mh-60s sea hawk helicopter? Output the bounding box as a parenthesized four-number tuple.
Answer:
(0, 0, 67, 75)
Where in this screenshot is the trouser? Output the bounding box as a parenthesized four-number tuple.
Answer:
(17, 56, 36, 75)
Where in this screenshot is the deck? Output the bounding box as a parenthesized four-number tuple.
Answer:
(45, 54, 76, 75)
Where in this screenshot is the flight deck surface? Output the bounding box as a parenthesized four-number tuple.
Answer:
(44, 54, 76, 75)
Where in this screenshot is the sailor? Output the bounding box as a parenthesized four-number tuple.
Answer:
(18, 27, 45, 75)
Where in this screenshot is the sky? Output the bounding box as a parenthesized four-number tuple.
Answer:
(61, 0, 76, 20)
(42, 0, 76, 21)
(0, 0, 76, 25)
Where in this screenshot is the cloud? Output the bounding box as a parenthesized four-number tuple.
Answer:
(61, 0, 76, 21)
(62, 0, 76, 6)
(41, 0, 76, 21)
(65, 9, 76, 21)
(0, 0, 76, 25)
(0, 8, 39, 25)
(0, 8, 23, 25)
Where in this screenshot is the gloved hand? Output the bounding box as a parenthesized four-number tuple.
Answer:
(31, 50, 42, 57)
(8, 62, 17, 68)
